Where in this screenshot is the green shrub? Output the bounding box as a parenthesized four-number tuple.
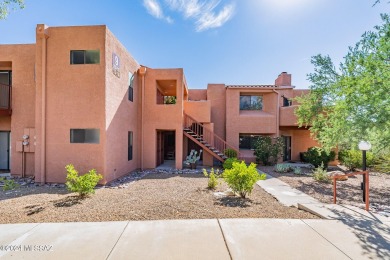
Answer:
(254, 136, 284, 166)
(374, 153, 390, 174)
(223, 148, 238, 158)
(293, 167, 303, 175)
(303, 147, 335, 169)
(312, 163, 330, 183)
(0, 178, 19, 191)
(338, 149, 374, 171)
(65, 164, 103, 197)
(274, 163, 292, 173)
(223, 161, 266, 198)
(223, 157, 239, 170)
(203, 168, 220, 190)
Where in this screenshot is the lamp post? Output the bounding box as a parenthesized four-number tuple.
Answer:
(358, 141, 371, 202)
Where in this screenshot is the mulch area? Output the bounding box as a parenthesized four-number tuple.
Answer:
(0, 172, 317, 224)
(259, 165, 390, 213)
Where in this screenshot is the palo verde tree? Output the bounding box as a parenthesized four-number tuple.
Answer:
(0, 0, 24, 20)
(295, 14, 390, 153)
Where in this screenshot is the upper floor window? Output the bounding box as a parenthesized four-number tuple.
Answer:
(70, 50, 100, 64)
(282, 96, 292, 107)
(240, 95, 263, 110)
(129, 72, 134, 102)
(0, 71, 11, 86)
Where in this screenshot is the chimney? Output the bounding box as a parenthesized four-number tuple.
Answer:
(275, 72, 291, 86)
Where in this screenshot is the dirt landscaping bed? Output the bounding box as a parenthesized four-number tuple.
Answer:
(259, 165, 390, 215)
(0, 171, 317, 223)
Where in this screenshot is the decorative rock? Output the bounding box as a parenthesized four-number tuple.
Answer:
(329, 171, 348, 181)
(213, 190, 236, 198)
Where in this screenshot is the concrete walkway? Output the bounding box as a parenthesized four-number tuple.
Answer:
(257, 172, 390, 224)
(0, 218, 389, 259)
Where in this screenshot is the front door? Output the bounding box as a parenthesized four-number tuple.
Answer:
(156, 131, 164, 167)
(283, 136, 291, 161)
(0, 131, 10, 170)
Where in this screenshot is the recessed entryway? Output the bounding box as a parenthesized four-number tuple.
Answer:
(156, 130, 175, 167)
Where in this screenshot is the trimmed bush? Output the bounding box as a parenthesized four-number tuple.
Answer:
(338, 149, 374, 171)
(303, 147, 335, 169)
(223, 148, 238, 158)
(203, 168, 220, 190)
(274, 163, 292, 173)
(223, 161, 266, 198)
(65, 164, 103, 197)
(0, 178, 19, 191)
(312, 163, 330, 183)
(223, 157, 239, 170)
(254, 136, 284, 166)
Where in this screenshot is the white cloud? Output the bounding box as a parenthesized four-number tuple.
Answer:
(195, 3, 235, 32)
(143, 0, 235, 31)
(143, 0, 173, 23)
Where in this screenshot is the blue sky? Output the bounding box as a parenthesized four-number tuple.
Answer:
(0, 0, 389, 89)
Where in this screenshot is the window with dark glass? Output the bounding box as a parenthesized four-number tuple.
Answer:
(283, 96, 292, 107)
(70, 129, 100, 144)
(239, 134, 262, 150)
(129, 73, 134, 102)
(240, 95, 263, 110)
(70, 50, 100, 64)
(128, 131, 133, 161)
(0, 71, 11, 109)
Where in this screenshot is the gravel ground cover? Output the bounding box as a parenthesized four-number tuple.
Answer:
(259, 165, 390, 216)
(0, 170, 316, 223)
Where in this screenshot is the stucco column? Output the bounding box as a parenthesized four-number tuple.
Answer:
(273, 90, 280, 137)
(139, 66, 147, 170)
(36, 24, 49, 183)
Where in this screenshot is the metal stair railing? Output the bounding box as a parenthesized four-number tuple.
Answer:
(183, 113, 240, 160)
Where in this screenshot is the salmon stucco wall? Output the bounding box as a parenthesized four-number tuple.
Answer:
(104, 28, 140, 183)
(280, 128, 319, 161)
(142, 68, 185, 169)
(0, 44, 36, 176)
(226, 88, 278, 149)
(183, 100, 210, 123)
(280, 106, 299, 126)
(207, 84, 226, 139)
(188, 89, 207, 101)
(0, 117, 11, 131)
(35, 25, 106, 183)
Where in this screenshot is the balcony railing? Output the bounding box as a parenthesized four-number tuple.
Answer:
(0, 83, 11, 115)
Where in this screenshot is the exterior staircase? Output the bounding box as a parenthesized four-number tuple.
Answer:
(183, 113, 240, 162)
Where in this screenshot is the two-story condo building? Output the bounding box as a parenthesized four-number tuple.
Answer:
(0, 24, 318, 184)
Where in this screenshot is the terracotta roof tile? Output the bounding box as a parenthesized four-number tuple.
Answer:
(226, 85, 277, 88)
